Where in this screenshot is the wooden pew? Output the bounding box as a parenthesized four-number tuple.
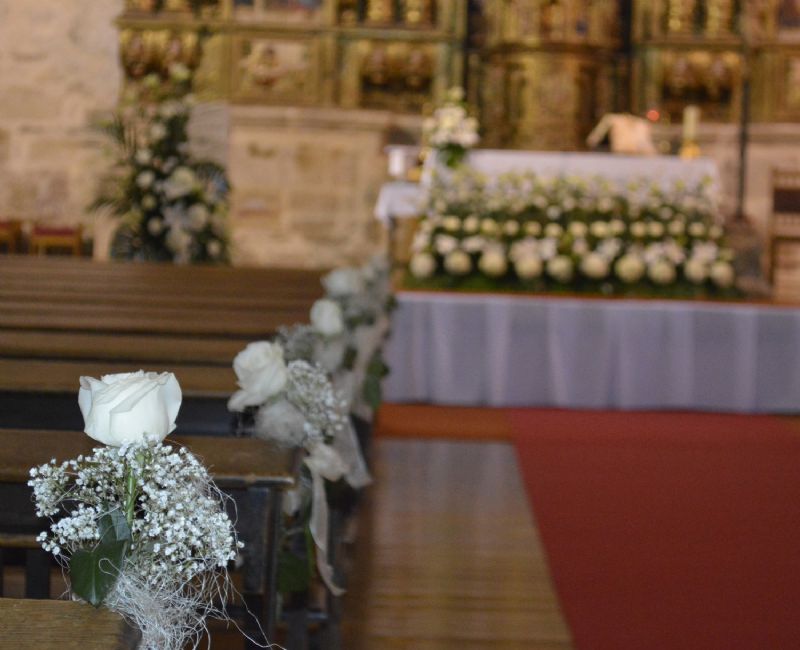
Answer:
(0, 598, 141, 650)
(0, 255, 324, 434)
(0, 428, 298, 646)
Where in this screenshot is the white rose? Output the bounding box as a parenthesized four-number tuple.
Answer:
(545, 223, 563, 238)
(515, 254, 542, 279)
(614, 253, 646, 284)
(569, 222, 588, 238)
(463, 216, 479, 233)
(162, 167, 197, 201)
(547, 255, 574, 283)
(589, 221, 610, 239)
(710, 261, 735, 288)
(228, 341, 288, 412)
(609, 219, 626, 236)
(435, 234, 458, 255)
(479, 249, 508, 277)
(480, 218, 499, 236)
(648, 259, 677, 285)
(630, 222, 647, 238)
(524, 222, 542, 236)
(136, 170, 155, 189)
(572, 238, 589, 256)
(135, 149, 152, 165)
(147, 217, 164, 236)
(444, 250, 472, 275)
(688, 222, 706, 237)
(206, 239, 222, 259)
(668, 220, 685, 236)
(409, 252, 436, 278)
(187, 203, 209, 230)
(443, 216, 461, 232)
(310, 299, 344, 337)
(149, 123, 167, 142)
(580, 252, 610, 279)
(503, 220, 520, 236)
(647, 221, 665, 238)
(322, 268, 365, 296)
(78, 371, 182, 447)
(141, 194, 157, 211)
(683, 258, 708, 284)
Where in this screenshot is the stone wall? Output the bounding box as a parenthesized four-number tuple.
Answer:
(0, 0, 122, 238)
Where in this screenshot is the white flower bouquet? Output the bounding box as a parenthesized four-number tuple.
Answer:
(227, 341, 350, 595)
(93, 64, 230, 264)
(28, 371, 240, 650)
(422, 87, 479, 169)
(408, 170, 738, 298)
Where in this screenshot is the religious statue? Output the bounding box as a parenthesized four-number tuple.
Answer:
(704, 0, 734, 35)
(667, 0, 697, 33)
(404, 48, 432, 90)
(366, 0, 394, 23)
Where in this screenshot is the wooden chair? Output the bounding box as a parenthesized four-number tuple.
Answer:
(767, 169, 800, 284)
(0, 220, 22, 253)
(29, 225, 83, 256)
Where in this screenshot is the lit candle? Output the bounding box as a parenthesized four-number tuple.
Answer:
(682, 105, 700, 143)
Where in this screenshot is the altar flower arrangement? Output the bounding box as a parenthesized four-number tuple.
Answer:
(29, 372, 240, 650)
(422, 87, 480, 169)
(407, 169, 739, 298)
(92, 64, 230, 264)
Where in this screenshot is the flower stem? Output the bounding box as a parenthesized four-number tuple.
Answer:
(124, 468, 136, 528)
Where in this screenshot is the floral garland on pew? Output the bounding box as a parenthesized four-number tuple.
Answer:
(227, 256, 394, 598)
(227, 341, 351, 596)
(92, 64, 231, 264)
(407, 168, 739, 298)
(28, 372, 241, 650)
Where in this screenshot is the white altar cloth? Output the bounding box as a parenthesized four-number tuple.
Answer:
(384, 291, 800, 413)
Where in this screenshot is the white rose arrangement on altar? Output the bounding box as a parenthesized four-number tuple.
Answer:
(422, 87, 480, 169)
(407, 168, 738, 298)
(29, 372, 241, 650)
(92, 64, 230, 264)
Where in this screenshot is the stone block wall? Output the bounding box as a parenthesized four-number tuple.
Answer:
(0, 0, 122, 235)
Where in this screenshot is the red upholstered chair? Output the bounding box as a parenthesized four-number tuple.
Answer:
(0, 220, 22, 253)
(29, 224, 84, 256)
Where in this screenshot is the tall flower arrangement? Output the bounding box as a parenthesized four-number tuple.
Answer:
(92, 65, 230, 264)
(408, 168, 738, 298)
(29, 372, 240, 650)
(422, 87, 479, 169)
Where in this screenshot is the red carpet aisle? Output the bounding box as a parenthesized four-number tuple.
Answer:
(510, 410, 800, 650)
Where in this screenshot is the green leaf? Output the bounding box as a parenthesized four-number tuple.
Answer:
(70, 540, 127, 608)
(277, 549, 312, 594)
(98, 509, 132, 545)
(363, 374, 382, 411)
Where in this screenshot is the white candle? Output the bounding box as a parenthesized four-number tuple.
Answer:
(388, 147, 408, 180)
(683, 105, 700, 143)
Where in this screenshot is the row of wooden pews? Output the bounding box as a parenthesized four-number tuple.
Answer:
(0, 255, 331, 648)
(0, 255, 323, 434)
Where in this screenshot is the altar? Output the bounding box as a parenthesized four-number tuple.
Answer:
(384, 291, 800, 413)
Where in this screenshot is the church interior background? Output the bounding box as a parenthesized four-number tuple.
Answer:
(2, 0, 800, 272)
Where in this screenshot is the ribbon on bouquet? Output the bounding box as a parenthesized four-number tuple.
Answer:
(332, 417, 371, 489)
(305, 441, 347, 596)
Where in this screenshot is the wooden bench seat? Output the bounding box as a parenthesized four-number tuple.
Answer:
(0, 598, 140, 650)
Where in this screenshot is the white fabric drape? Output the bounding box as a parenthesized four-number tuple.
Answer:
(384, 291, 800, 413)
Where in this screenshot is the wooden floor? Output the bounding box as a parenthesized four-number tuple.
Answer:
(341, 438, 573, 650)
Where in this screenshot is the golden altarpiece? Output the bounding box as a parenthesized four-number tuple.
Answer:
(117, 0, 466, 112)
(117, 1, 800, 147)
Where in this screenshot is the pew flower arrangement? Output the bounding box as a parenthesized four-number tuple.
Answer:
(28, 372, 241, 650)
(92, 64, 231, 264)
(227, 341, 350, 595)
(422, 87, 479, 169)
(407, 169, 738, 298)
